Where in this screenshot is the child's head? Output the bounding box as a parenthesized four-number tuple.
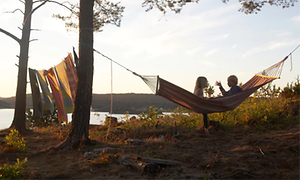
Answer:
(227, 75, 238, 87)
(195, 76, 208, 89)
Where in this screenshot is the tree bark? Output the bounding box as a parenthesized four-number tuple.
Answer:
(57, 0, 94, 149)
(10, 0, 33, 133)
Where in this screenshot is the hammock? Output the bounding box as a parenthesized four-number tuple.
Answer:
(138, 57, 287, 114)
(91, 44, 299, 114)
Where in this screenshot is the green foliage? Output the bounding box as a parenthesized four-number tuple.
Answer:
(253, 83, 281, 98)
(170, 107, 201, 129)
(210, 97, 297, 129)
(280, 75, 300, 99)
(5, 129, 27, 152)
(0, 158, 27, 179)
(142, 0, 297, 14)
(26, 108, 62, 128)
(53, 0, 125, 32)
(205, 82, 215, 98)
(138, 106, 160, 126)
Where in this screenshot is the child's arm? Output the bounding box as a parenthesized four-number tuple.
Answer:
(216, 81, 226, 95)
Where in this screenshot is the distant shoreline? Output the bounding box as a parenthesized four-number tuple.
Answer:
(0, 93, 179, 114)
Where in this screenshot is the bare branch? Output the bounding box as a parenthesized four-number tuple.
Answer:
(24, 0, 75, 27)
(19, 0, 25, 4)
(0, 28, 21, 44)
(31, 28, 41, 31)
(29, 39, 38, 42)
(23, 0, 50, 26)
(46, 0, 76, 13)
(33, 0, 75, 13)
(5, 9, 24, 15)
(18, 27, 23, 31)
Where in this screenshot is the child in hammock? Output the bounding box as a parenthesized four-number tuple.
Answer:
(194, 76, 210, 136)
(216, 75, 242, 96)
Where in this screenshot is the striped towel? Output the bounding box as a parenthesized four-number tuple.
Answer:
(29, 68, 43, 118)
(37, 70, 54, 112)
(45, 67, 68, 123)
(55, 60, 74, 113)
(64, 53, 77, 103)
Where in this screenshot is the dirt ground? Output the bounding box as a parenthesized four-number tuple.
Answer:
(0, 124, 299, 179)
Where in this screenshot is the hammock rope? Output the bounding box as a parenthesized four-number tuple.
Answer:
(80, 42, 299, 114)
(105, 58, 113, 143)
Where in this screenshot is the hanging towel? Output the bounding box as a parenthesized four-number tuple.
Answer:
(64, 53, 77, 103)
(28, 68, 43, 118)
(54, 61, 74, 113)
(37, 70, 54, 112)
(45, 67, 68, 123)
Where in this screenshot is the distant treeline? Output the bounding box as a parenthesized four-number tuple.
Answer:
(0, 93, 179, 114)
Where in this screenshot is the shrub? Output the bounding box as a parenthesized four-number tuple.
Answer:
(138, 106, 160, 127)
(5, 129, 27, 152)
(209, 97, 297, 129)
(0, 158, 27, 179)
(280, 75, 300, 99)
(26, 107, 62, 128)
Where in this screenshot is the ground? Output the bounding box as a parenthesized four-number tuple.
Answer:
(0, 123, 299, 179)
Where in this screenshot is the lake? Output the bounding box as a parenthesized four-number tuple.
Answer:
(0, 109, 136, 130)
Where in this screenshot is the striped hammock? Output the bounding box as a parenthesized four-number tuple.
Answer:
(139, 57, 287, 114)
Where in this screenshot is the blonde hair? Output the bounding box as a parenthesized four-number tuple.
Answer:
(228, 75, 238, 85)
(194, 76, 208, 93)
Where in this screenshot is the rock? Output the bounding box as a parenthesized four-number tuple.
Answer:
(84, 152, 99, 159)
(126, 138, 145, 145)
(118, 155, 160, 176)
(119, 155, 182, 177)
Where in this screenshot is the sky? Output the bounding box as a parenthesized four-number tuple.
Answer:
(0, 0, 299, 98)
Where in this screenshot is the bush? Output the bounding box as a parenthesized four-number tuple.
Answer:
(0, 158, 27, 179)
(209, 97, 297, 129)
(26, 108, 62, 128)
(5, 129, 27, 152)
(280, 76, 300, 99)
(138, 106, 160, 127)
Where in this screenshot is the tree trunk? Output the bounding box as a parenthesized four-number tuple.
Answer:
(10, 0, 33, 133)
(57, 0, 94, 149)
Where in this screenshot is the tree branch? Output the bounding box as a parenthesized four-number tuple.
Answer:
(29, 39, 38, 42)
(33, 0, 75, 13)
(24, 0, 75, 26)
(5, 9, 24, 15)
(46, 0, 76, 13)
(0, 28, 21, 44)
(23, 0, 50, 26)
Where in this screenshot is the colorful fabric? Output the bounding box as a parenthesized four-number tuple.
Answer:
(55, 60, 74, 113)
(141, 59, 286, 114)
(45, 67, 68, 123)
(37, 70, 54, 112)
(156, 75, 276, 114)
(28, 68, 43, 118)
(64, 53, 77, 103)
